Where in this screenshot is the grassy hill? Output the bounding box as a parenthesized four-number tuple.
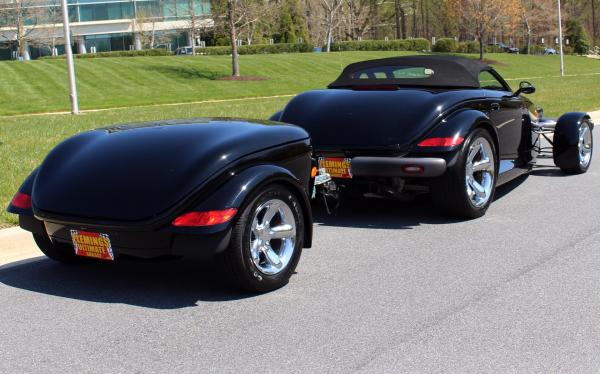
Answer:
(0, 52, 599, 116)
(1, 51, 599, 225)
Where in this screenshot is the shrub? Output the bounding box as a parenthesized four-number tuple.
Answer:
(457, 41, 480, 54)
(432, 38, 458, 53)
(520, 44, 547, 55)
(328, 38, 430, 52)
(41, 48, 172, 59)
(408, 38, 431, 51)
(199, 43, 315, 55)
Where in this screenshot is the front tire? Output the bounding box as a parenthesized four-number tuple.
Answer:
(433, 128, 497, 219)
(553, 118, 593, 174)
(219, 184, 304, 293)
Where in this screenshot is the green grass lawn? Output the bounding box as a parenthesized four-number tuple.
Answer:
(1, 51, 599, 225)
(1, 52, 599, 116)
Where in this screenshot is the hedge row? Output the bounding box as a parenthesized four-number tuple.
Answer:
(328, 38, 431, 52)
(41, 48, 172, 59)
(198, 43, 315, 55)
(432, 38, 508, 54)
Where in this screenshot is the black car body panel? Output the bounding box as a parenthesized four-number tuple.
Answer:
(8, 118, 313, 260)
(32, 119, 309, 223)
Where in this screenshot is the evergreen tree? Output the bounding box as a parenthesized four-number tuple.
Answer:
(566, 19, 590, 55)
(279, 3, 297, 43)
(278, 0, 309, 43)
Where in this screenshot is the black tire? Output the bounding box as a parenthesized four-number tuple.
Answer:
(33, 233, 85, 263)
(218, 184, 304, 293)
(433, 128, 497, 219)
(553, 118, 593, 174)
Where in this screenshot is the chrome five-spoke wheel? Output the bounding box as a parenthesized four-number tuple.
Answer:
(579, 122, 593, 168)
(465, 137, 495, 208)
(249, 199, 297, 275)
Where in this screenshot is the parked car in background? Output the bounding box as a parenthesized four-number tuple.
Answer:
(175, 46, 195, 55)
(545, 48, 557, 55)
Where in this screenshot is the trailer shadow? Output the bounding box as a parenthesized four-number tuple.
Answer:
(0, 256, 256, 309)
(313, 174, 529, 230)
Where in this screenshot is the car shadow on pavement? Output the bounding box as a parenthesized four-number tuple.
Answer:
(313, 196, 460, 229)
(0, 257, 256, 309)
(313, 174, 529, 229)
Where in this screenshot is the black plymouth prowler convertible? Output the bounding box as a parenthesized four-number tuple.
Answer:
(271, 55, 594, 218)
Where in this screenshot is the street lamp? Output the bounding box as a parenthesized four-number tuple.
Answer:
(557, 0, 564, 76)
(60, 0, 79, 114)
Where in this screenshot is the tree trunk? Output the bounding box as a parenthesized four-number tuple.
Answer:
(412, 0, 417, 37)
(325, 16, 333, 52)
(227, 0, 240, 76)
(592, 0, 597, 45)
(400, 7, 406, 39)
(525, 20, 531, 55)
(479, 30, 485, 60)
(394, 0, 402, 39)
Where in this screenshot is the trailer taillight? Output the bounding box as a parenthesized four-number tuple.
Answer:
(172, 208, 238, 227)
(10, 192, 31, 210)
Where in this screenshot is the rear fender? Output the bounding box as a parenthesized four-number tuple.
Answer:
(269, 110, 284, 122)
(413, 109, 498, 153)
(185, 165, 313, 248)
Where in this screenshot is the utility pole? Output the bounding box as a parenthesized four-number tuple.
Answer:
(60, 0, 79, 114)
(557, 0, 564, 77)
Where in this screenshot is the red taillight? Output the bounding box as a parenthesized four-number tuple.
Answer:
(10, 192, 31, 209)
(172, 208, 238, 227)
(418, 136, 465, 147)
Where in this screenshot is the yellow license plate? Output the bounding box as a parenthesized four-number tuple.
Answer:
(318, 157, 352, 179)
(70, 230, 114, 261)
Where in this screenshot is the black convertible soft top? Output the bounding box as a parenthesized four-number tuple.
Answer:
(328, 55, 491, 89)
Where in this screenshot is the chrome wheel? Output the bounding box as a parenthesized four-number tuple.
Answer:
(465, 137, 495, 208)
(249, 199, 297, 276)
(578, 122, 593, 168)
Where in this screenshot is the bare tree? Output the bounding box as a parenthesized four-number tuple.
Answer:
(31, 0, 62, 56)
(212, 0, 278, 76)
(321, 0, 343, 51)
(456, 0, 521, 59)
(0, 0, 43, 59)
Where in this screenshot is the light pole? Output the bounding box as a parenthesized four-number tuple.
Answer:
(557, 0, 564, 76)
(60, 0, 79, 114)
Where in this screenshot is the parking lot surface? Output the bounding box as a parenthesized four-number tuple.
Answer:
(1, 140, 599, 373)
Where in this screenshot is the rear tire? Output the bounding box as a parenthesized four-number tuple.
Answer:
(33, 233, 84, 263)
(433, 128, 497, 219)
(218, 184, 304, 293)
(553, 119, 593, 174)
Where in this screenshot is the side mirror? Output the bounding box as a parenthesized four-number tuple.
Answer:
(515, 81, 536, 96)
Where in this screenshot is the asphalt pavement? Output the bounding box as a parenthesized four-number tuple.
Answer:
(1, 131, 600, 373)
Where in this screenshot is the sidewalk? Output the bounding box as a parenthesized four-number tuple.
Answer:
(1, 110, 599, 265)
(0, 227, 42, 266)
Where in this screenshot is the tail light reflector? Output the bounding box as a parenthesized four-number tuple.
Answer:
(418, 136, 464, 147)
(401, 165, 425, 174)
(172, 208, 238, 227)
(10, 192, 31, 209)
